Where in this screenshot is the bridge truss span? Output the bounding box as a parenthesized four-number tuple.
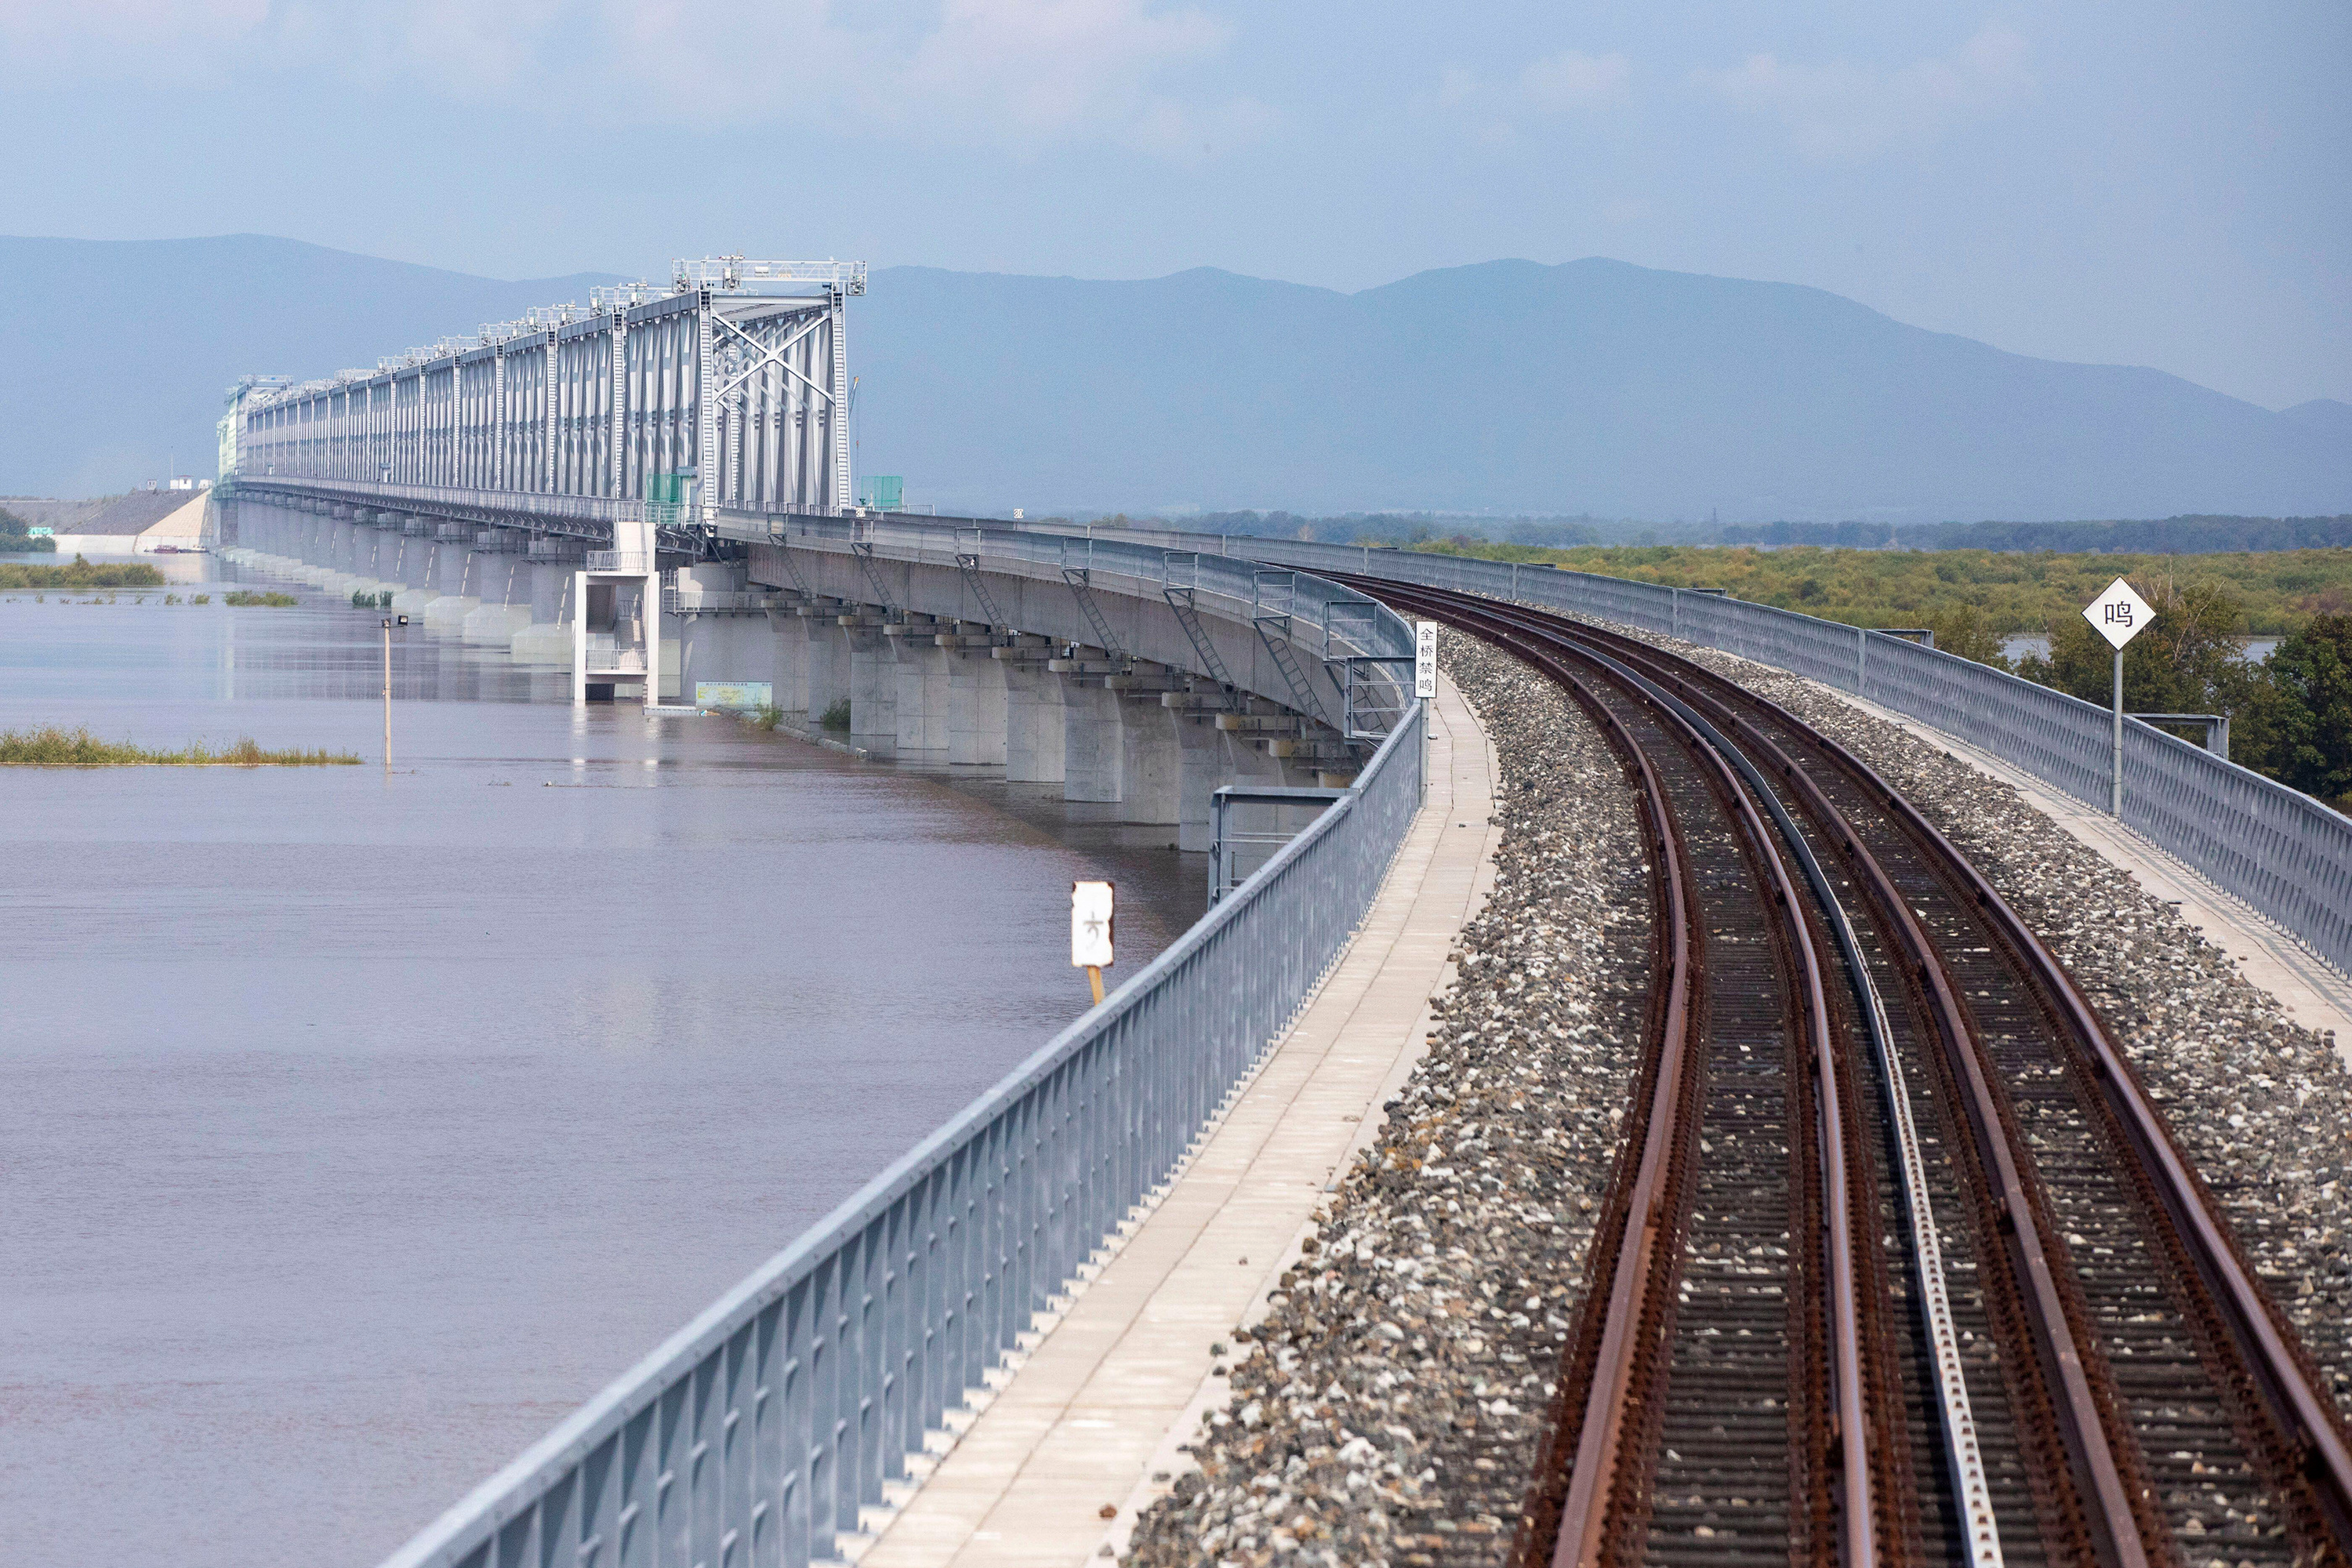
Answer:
(223, 256, 865, 519)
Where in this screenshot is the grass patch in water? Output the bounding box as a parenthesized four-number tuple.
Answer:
(0, 557, 167, 591)
(0, 726, 361, 766)
(223, 590, 298, 607)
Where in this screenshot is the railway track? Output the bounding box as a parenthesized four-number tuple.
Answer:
(1344, 578, 2352, 1568)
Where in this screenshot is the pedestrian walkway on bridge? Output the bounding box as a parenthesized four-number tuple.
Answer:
(854, 671, 1500, 1568)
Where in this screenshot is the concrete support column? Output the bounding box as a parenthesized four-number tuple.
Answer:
(425, 544, 483, 634)
(1116, 697, 1183, 826)
(512, 562, 577, 665)
(464, 554, 535, 645)
(1174, 714, 1231, 851)
(948, 646, 1008, 766)
(1062, 677, 1123, 803)
(390, 534, 438, 615)
(804, 616, 851, 728)
(1003, 659, 1066, 784)
(848, 627, 898, 758)
(766, 610, 811, 725)
(894, 637, 952, 763)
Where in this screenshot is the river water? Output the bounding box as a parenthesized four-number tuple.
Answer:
(0, 557, 1199, 1568)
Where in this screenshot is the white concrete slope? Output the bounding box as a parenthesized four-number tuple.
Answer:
(855, 672, 1501, 1568)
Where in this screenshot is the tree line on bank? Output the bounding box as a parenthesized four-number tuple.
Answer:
(0, 506, 58, 552)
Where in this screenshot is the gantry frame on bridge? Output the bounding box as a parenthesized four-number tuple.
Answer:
(222, 257, 865, 523)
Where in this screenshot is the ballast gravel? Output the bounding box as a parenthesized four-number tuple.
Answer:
(1122, 633, 1652, 1568)
(1598, 619, 2352, 1425)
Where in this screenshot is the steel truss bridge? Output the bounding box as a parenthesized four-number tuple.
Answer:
(226, 256, 865, 528)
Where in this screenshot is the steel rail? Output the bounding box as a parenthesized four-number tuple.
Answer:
(1412, 601, 1877, 1567)
(1568, 633, 2004, 1568)
(1396, 579, 2352, 1564)
(1543, 602, 2352, 1560)
(1388, 584, 2161, 1564)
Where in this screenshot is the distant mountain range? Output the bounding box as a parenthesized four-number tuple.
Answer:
(2, 234, 2343, 522)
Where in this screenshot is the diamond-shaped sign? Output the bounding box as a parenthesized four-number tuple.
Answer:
(2083, 577, 2153, 651)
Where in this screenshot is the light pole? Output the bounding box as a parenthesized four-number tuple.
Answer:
(381, 613, 408, 769)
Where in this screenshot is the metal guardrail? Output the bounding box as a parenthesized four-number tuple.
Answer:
(583, 645, 648, 674)
(241, 475, 651, 527)
(1208, 785, 1347, 905)
(731, 511, 1404, 688)
(1120, 535, 2352, 978)
(664, 588, 780, 615)
(377, 673, 1423, 1568)
(586, 550, 655, 573)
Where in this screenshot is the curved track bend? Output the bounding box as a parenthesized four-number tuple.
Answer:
(1347, 579, 2352, 1568)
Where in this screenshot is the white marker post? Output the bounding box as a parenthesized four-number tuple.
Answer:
(2082, 577, 2153, 817)
(1072, 880, 1116, 1005)
(1414, 620, 1438, 800)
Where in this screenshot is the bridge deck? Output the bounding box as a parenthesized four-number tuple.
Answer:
(851, 671, 1499, 1568)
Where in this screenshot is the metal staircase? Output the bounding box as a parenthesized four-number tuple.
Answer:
(850, 540, 900, 619)
(1060, 540, 1127, 663)
(1250, 570, 1327, 724)
(1159, 553, 1236, 696)
(956, 529, 1010, 627)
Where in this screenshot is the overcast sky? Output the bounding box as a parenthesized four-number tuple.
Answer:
(2, 2, 2343, 409)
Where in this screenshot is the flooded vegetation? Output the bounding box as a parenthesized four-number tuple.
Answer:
(0, 724, 359, 765)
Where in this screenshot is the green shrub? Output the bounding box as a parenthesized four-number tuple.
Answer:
(748, 703, 786, 731)
(819, 697, 851, 731)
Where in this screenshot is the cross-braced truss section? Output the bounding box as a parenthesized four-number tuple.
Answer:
(220, 256, 865, 521)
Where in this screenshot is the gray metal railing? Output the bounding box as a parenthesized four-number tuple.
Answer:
(1208, 785, 1347, 905)
(378, 704, 1424, 1568)
(730, 511, 1399, 677)
(1108, 533, 2352, 978)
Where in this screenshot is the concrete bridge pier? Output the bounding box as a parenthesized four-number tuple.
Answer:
(511, 563, 577, 665)
(1115, 694, 1183, 826)
(390, 533, 441, 617)
(466, 551, 536, 645)
(1174, 717, 1240, 851)
(423, 543, 482, 634)
(802, 610, 851, 730)
(892, 625, 952, 765)
(1000, 648, 1065, 786)
(764, 608, 811, 727)
(1060, 675, 1123, 804)
(847, 621, 898, 757)
(946, 631, 1008, 767)
(677, 626, 774, 706)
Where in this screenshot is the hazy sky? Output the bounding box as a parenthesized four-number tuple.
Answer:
(3, 2, 2344, 409)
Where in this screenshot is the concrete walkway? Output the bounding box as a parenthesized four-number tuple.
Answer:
(1835, 688, 2352, 1065)
(855, 672, 1501, 1568)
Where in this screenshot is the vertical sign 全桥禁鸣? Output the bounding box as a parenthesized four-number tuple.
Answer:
(1072, 880, 1115, 1004)
(1415, 621, 1438, 700)
(2082, 576, 2153, 816)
